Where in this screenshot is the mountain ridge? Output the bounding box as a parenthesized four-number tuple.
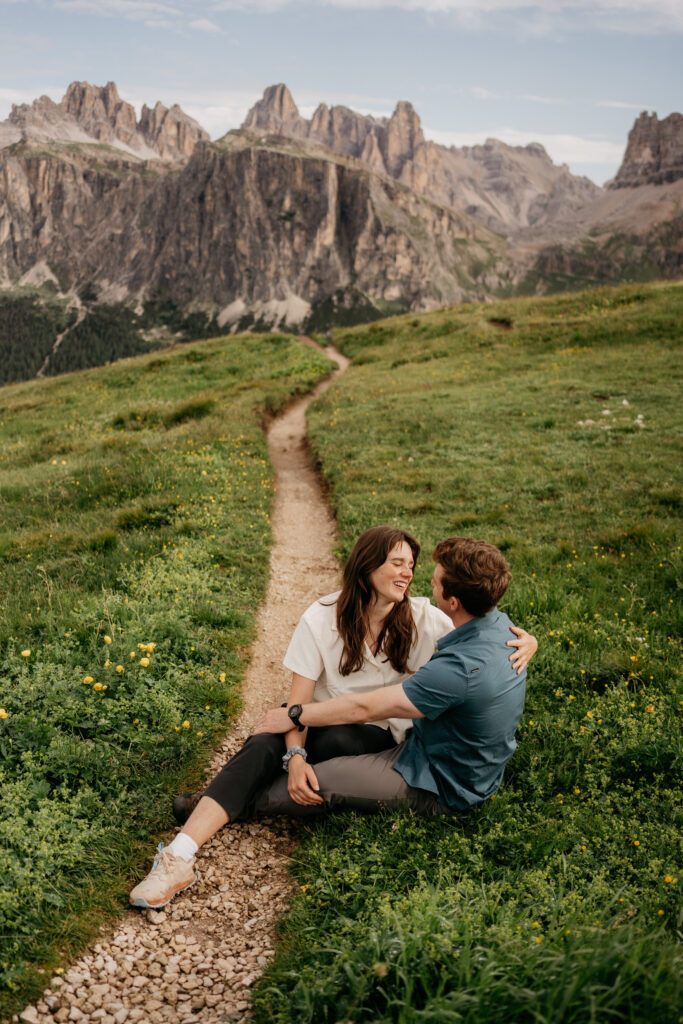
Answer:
(0, 80, 681, 384)
(241, 83, 601, 234)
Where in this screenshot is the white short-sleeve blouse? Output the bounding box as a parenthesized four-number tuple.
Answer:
(283, 593, 454, 743)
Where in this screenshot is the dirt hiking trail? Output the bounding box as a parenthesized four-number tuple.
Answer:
(17, 342, 349, 1024)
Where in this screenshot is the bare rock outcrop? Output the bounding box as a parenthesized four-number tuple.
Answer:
(1, 81, 209, 163)
(243, 83, 308, 137)
(610, 111, 683, 188)
(0, 135, 508, 324)
(241, 85, 602, 232)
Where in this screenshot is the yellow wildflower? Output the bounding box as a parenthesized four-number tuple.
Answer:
(104, 635, 112, 644)
(182, 720, 190, 729)
(139, 657, 150, 667)
(84, 676, 94, 684)
(93, 683, 103, 692)
(219, 672, 226, 683)
(0, 708, 7, 719)
(116, 665, 123, 673)
(21, 649, 31, 657)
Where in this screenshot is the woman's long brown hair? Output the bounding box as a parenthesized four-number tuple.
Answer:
(334, 526, 420, 676)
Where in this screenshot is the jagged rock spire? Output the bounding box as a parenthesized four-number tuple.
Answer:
(243, 84, 305, 133)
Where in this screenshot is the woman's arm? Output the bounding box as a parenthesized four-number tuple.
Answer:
(284, 673, 324, 806)
(507, 627, 538, 674)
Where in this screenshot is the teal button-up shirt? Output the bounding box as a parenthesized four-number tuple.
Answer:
(397, 609, 526, 809)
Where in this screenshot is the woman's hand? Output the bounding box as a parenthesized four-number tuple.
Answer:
(507, 626, 538, 674)
(287, 756, 324, 805)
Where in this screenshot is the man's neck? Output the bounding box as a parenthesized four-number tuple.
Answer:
(450, 608, 477, 630)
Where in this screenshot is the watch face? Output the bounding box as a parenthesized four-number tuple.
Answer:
(288, 704, 304, 730)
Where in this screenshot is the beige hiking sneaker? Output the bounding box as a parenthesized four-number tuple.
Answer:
(129, 842, 197, 909)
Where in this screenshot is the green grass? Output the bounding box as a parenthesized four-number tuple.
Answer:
(251, 280, 682, 1024)
(0, 333, 333, 1014)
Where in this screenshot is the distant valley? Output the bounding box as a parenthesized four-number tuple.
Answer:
(0, 81, 681, 383)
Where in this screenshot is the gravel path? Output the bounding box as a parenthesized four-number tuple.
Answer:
(17, 343, 349, 1024)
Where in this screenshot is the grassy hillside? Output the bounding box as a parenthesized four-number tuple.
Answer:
(0, 334, 332, 1013)
(252, 281, 682, 1023)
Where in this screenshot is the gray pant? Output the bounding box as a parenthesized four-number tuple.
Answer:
(241, 742, 455, 820)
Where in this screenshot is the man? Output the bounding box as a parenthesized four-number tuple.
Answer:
(252, 534, 527, 816)
(130, 536, 527, 908)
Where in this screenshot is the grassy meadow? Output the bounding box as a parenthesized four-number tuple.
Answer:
(0, 334, 332, 1013)
(252, 281, 682, 1023)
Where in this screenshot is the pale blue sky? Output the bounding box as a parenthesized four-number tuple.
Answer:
(1, 0, 681, 184)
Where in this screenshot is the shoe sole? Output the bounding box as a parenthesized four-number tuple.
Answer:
(129, 871, 198, 910)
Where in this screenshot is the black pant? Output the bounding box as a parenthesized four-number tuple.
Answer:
(203, 724, 396, 822)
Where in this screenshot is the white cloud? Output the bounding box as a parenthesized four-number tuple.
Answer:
(597, 99, 651, 110)
(188, 16, 222, 30)
(519, 93, 568, 105)
(207, 0, 683, 32)
(471, 86, 500, 100)
(55, 0, 182, 20)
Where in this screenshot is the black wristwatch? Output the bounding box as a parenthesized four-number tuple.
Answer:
(288, 703, 305, 731)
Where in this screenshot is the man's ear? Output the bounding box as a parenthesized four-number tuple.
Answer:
(447, 594, 461, 615)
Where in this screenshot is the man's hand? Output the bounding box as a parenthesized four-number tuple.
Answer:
(255, 707, 292, 734)
(507, 626, 538, 674)
(287, 757, 323, 805)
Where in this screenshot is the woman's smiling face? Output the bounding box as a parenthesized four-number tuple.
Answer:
(369, 541, 414, 605)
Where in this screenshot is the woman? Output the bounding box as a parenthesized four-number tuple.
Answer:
(130, 526, 536, 908)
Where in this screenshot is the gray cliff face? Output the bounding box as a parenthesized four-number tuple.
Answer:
(1, 81, 209, 162)
(0, 137, 506, 319)
(241, 86, 601, 232)
(610, 111, 683, 188)
(0, 81, 681, 347)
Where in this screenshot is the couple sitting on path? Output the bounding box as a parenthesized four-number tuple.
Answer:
(130, 526, 537, 909)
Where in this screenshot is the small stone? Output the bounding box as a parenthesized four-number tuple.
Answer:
(146, 910, 166, 926)
(113, 1011, 128, 1024)
(19, 1009, 39, 1024)
(54, 1011, 70, 1023)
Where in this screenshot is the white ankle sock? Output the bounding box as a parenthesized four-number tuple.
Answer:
(168, 833, 198, 862)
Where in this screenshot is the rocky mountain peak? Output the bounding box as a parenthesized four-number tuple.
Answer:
(241, 83, 602, 232)
(139, 100, 209, 160)
(242, 83, 305, 134)
(610, 110, 683, 188)
(384, 100, 425, 176)
(1, 81, 208, 162)
(62, 80, 138, 147)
